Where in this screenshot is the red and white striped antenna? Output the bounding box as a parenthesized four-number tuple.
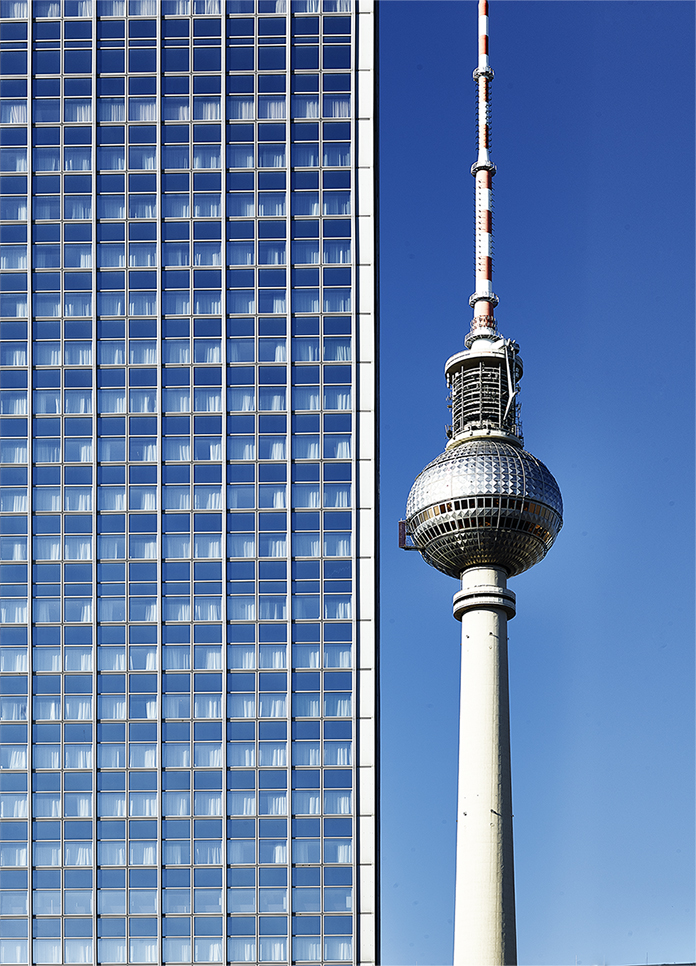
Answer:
(467, 0, 499, 347)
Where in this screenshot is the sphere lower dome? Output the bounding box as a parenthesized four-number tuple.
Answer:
(405, 438, 563, 578)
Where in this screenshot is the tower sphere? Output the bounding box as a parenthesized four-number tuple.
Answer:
(405, 438, 563, 578)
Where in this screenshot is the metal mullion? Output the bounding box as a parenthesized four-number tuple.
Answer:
(318, 0, 325, 412)
(58, 43, 66, 854)
(124, 11, 131, 958)
(186, 15, 195, 953)
(59, 40, 66, 360)
(59, 626, 65, 958)
(252, 11, 260, 938)
(154, 12, 164, 966)
(26, 7, 34, 937)
(185, 30, 194, 937)
(348, 9, 359, 949)
(253, 12, 262, 925)
(90, 9, 99, 946)
(187, 9, 193, 699)
(319, 10, 326, 955)
(283, 4, 292, 952)
(220, 2, 230, 943)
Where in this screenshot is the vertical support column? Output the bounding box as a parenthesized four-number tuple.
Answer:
(26, 5, 34, 940)
(283, 0, 293, 929)
(90, 9, 98, 949)
(220, 1, 230, 949)
(154, 14, 163, 962)
(452, 566, 517, 966)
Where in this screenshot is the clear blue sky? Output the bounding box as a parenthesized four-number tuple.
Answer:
(378, 3, 695, 965)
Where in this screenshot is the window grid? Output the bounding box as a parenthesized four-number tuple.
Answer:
(0, 3, 363, 964)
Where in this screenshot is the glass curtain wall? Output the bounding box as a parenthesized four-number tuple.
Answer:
(0, 0, 376, 964)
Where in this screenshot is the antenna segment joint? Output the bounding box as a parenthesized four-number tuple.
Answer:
(471, 160, 496, 177)
(469, 291, 499, 309)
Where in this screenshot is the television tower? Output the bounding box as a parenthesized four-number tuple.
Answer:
(401, 2, 563, 963)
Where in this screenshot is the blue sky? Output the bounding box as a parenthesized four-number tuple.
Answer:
(377, 3, 695, 964)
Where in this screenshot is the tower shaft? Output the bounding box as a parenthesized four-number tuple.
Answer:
(453, 567, 517, 965)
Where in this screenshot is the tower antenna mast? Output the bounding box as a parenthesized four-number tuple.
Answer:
(470, 0, 498, 344)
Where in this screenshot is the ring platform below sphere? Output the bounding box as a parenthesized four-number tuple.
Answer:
(405, 439, 563, 578)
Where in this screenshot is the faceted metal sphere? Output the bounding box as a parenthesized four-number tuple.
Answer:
(405, 438, 563, 578)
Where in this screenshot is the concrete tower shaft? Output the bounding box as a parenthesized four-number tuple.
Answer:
(453, 567, 517, 966)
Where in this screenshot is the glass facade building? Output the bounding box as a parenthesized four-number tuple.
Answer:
(0, 0, 378, 963)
